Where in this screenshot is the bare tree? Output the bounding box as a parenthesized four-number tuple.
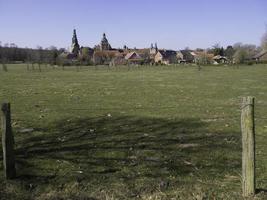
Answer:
(35, 46, 44, 71)
(233, 43, 258, 64)
(261, 31, 267, 51)
(225, 46, 235, 63)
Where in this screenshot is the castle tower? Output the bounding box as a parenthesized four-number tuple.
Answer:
(150, 42, 158, 55)
(70, 29, 80, 56)
(100, 33, 112, 51)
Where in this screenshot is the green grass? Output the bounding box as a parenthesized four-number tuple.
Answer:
(0, 64, 267, 199)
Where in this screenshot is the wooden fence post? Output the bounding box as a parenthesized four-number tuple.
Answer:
(2, 63, 8, 72)
(1, 103, 16, 179)
(241, 96, 255, 197)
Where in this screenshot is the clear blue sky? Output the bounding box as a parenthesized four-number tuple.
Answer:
(0, 0, 266, 50)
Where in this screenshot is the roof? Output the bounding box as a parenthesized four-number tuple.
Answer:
(125, 51, 142, 60)
(190, 51, 197, 56)
(135, 48, 150, 54)
(59, 52, 77, 59)
(179, 50, 195, 61)
(115, 52, 126, 57)
(93, 50, 119, 57)
(157, 50, 177, 59)
(253, 50, 267, 59)
(213, 55, 227, 60)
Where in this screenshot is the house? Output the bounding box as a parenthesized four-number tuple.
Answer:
(79, 47, 94, 61)
(252, 51, 267, 62)
(125, 51, 141, 60)
(132, 48, 152, 64)
(62, 52, 77, 60)
(93, 50, 118, 65)
(179, 50, 195, 63)
(125, 51, 144, 65)
(191, 51, 214, 64)
(112, 52, 127, 65)
(213, 55, 228, 64)
(181, 51, 215, 64)
(154, 50, 177, 65)
(176, 51, 186, 63)
(57, 52, 78, 66)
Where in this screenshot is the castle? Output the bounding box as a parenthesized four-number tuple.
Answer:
(66, 29, 193, 65)
(70, 30, 112, 54)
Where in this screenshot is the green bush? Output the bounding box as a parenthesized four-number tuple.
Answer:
(246, 61, 254, 65)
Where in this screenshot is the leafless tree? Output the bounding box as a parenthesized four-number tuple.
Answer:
(261, 31, 267, 51)
(233, 43, 258, 64)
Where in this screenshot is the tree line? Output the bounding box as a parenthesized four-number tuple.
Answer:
(0, 43, 93, 69)
(0, 43, 65, 67)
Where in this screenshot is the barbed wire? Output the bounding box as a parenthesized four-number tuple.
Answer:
(1, 102, 267, 110)
(10, 111, 243, 119)
(2, 103, 243, 110)
(1, 96, 267, 102)
(3, 102, 256, 107)
(2, 99, 246, 104)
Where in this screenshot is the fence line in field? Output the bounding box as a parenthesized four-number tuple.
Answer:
(3, 64, 195, 74)
(5, 103, 244, 111)
(5, 102, 265, 124)
(1, 97, 267, 197)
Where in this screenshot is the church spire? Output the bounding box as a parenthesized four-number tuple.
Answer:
(100, 33, 112, 51)
(70, 29, 80, 56)
(72, 29, 79, 46)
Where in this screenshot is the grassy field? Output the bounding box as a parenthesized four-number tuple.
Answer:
(0, 64, 267, 199)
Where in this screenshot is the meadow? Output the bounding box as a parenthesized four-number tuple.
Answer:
(0, 64, 267, 199)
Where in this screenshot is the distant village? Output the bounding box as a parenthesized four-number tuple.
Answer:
(1, 29, 267, 68)
(60, 29, 267, 66)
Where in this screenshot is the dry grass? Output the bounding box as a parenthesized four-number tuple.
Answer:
(0, 64, 267, 199)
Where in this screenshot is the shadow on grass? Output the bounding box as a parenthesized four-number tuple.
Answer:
(256, 188, 267, 194)
(13, 115, 242, 198)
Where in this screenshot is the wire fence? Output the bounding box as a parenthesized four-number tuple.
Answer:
(1, 98, 267, 194)
(2, 101, 265, 127)
(11, 102, 267, 128)
(1, 97, 266, 106)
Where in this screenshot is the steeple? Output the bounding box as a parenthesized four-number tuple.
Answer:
(100, 33, 112, 51)
(150, 42, 158, 54)
(72, 29, 78, 45)
(70, 29, 80, 56)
